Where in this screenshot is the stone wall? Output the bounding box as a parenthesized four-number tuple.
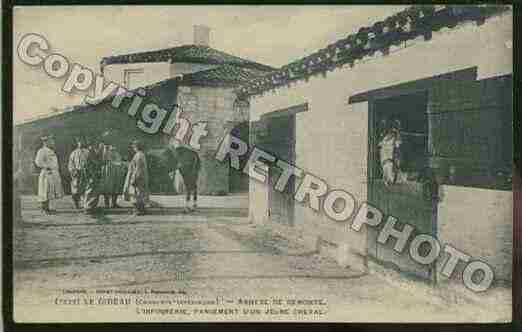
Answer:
(177, 85, 248, 195)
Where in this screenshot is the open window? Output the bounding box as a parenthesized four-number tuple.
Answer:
(372, 91, 429, 183)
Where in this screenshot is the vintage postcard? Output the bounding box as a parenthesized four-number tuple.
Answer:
(10, 5, 513, 323)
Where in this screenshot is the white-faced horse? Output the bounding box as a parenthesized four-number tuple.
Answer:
(160, 140, 201, 212)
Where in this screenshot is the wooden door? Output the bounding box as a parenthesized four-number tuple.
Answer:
(253, 113, 296, 226)
(368, 91, 438, 281)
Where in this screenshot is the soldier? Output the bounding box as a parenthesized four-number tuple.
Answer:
(68, 137, 89, 209)
(123, 139, 150, 215)
(34, 135, 64, 214)
(83, 138, 104, 214)
(100, 143, 125, 208)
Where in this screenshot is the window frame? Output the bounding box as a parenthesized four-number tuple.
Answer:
(123, 68, 145, 89)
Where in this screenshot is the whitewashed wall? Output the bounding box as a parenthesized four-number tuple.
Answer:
(248, 13, 512, 265)
(437, 185, 512, 281)
(103, 61, 171, 89)
(103, 61, 218, 89)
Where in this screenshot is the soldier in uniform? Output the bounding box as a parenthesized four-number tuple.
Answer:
(100, 143, 126, 209)
(123, 140, 150, 215)
(68, 137, 89, 209)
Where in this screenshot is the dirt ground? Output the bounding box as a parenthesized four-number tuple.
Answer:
(12, 195, 512, 323)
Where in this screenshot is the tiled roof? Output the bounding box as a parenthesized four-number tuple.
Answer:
(180, 64, 272, 87)
(237, 5, 512, 98)
(101, 44, 275, 72)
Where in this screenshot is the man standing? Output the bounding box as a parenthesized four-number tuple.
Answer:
(100, 143, 125, 208)
(83, 139, 104, 214)
(34, 135, 64, 214)
(123, 140, 150, 215)
(378, 119, 402, 186)
(68, 137, 89, 209)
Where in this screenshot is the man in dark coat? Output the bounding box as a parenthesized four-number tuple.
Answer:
(83, 138, 104, 214)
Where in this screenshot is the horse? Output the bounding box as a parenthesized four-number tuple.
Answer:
(158, 141, 201, 213)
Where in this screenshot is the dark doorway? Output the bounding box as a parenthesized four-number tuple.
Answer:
(252, 111, 297, 226)
(229, 121, 250, 193)
(252, 104, 306, 226)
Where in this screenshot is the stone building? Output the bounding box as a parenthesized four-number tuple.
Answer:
(14, 25, 274, 195)
(238, 6, 513, 285)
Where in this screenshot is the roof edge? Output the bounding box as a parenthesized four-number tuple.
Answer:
(237, 5, 512, 98)
(100, 44, 276, 72)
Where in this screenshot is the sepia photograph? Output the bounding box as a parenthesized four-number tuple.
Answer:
(8, 4, 514, 323)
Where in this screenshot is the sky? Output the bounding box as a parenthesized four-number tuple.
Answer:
(13, 5, 407, 123)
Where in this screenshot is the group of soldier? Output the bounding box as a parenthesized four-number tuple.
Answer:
(34, 134, 150, 216)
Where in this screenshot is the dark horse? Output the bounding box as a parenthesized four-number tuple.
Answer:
(160, 144, 201, 212)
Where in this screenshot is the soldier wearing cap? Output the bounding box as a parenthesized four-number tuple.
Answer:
(123, 139, 150, 215)
(68, 136, 89, 209)
(34, 135, 64, 214)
